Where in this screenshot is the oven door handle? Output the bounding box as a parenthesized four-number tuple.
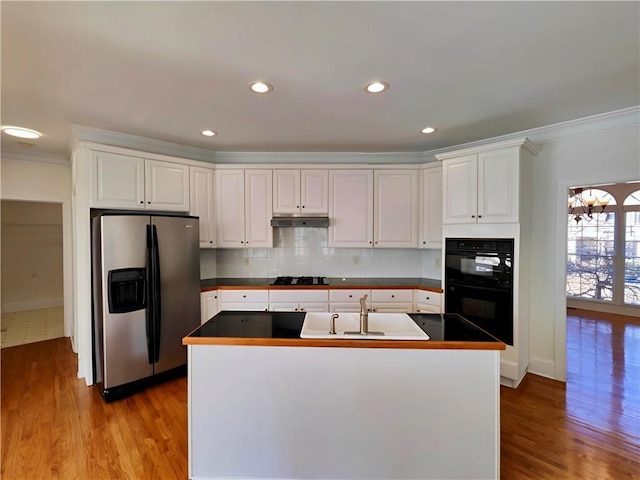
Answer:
(447, 281, 511, 293)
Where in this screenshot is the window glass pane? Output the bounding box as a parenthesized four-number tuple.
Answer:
(624, 211, 640, 305)
(567, 212, 615, 302)
(623, 189, 640, 206)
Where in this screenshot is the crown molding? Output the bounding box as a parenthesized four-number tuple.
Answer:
(1, 148, 69, 165)
(55, 106, 640, 166)
(69, 125, 219, 163)
(425, 106, 639, 161)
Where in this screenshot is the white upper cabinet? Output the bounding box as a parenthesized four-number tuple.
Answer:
(438, 140, 537, 224)
(329, 170, 374, 247)
(91, 150, 189, 211)
(144, 159, 190, 211)
(216, 170, 245, 247)
(419, 165, 443, 249)
(92, 151, 145, 209)
(216, 169, 273, 248)
(273, 169, 328, 214)
(374, 170, 418, 248)
(245, 169, 273, 248)
(441, 154, 478, 224)
(190, 166, 216, 248)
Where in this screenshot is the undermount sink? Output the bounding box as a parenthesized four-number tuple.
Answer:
(300, 312, 430, 340)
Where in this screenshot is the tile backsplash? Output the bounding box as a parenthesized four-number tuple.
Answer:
(200, 228, 442, 280)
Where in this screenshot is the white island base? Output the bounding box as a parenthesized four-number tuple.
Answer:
(187, 345, 500, 480)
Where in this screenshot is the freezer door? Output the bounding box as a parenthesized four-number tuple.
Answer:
(152, 215, 201, 374)
(100, 215, 154, 389)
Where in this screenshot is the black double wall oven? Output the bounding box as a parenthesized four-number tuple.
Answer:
(445, 238, 514, 345)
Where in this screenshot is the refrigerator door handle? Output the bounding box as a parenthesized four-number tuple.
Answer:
(145, 225, 154, 364)
(151, 224, 162, 363)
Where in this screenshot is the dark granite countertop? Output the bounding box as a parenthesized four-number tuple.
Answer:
(185, 311, 504, 350)
(201, 277, 442, 292)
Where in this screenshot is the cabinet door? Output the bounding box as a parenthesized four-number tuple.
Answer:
(269, 302, 299, 312)
(216, 170, 245, 248)
(478, 147, 519, 223)
(245, 169, 273, 248)
(200, 291, 219, 324)
(92, 151, 145, 209)
(190, 167, 216, 248)
(145, 159, 190, 211)
(329, 303, 362, 313)
(442, 154, 478, 224)
(298, 302, 329, 312)
(371, 304, 413, 313)
(374, 170, 418, 247)
(419, 166, 443, 248)
(273, 169, 301, 214)
(329, 170, 374, 247)
(301, 170, 328, 214)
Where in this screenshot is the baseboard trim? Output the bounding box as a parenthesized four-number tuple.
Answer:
(528, 357, 558, 380)
(2, 297, 64, 313)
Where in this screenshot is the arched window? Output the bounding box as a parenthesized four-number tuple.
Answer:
(623, 190, 640, 305)
(567, 187, 617, 301)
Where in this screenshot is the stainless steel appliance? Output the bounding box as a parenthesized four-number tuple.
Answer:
(271, 276, 328, 285)
(445, 238, 514, 345)
(91, 212, 200, 401)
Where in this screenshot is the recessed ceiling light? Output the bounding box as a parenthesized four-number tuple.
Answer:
(201, 130, 217, 137)
(421, 127, 436, 134)
(2, 126, 42, 139)
(364, 81, 389, 94)
(249, 81, 273, 94)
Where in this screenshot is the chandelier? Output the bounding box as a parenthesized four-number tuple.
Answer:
(568, 188, 610, 223)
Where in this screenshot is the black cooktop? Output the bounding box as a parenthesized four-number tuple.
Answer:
(271, 276, 328, 286)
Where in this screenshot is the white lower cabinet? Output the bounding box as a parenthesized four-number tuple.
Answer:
(269, 290, 329, 312)
(329, 289, 371, 312)
(219, 290, 269, 312)
(200, 290, 219, 324)
(370, 289, 413, 313)
(413, 290, 443, 314)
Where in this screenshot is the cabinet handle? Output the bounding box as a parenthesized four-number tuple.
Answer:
(478, 215, 483, 218)
(139, 201, 144, 204)
(296, 206, 299, 209)
(423, 241, 426, 244)
(294, 308, 298, 312)
(426, 296, 430, 300)
(209, 241, 213, 244)
(242, 295, 247, 298)
(391, 295, 395, 298)
(302, 205, 305, 208)
(369, 241, 372, 245)
(300, 308, 305, 312)
(147, 201, 151, 204)
(471, 215, 475, 218)
(348, 295, 352, 298)
(240, 241, 244, 244)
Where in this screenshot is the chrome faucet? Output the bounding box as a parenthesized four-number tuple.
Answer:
(329, 314, 339, 334)
(359, 294, 369, 334)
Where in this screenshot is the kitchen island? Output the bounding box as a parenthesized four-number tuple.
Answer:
(183, 312, 505, 480)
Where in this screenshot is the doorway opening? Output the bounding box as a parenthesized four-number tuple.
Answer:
(1, 200, 65, 348)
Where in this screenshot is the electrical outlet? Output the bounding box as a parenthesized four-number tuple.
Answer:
(435, 258, 441, 268)
(352, 256, 360, 265)
(244, 258, 250, 266)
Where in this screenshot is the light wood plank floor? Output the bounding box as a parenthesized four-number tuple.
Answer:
(1, 309, 638, 479)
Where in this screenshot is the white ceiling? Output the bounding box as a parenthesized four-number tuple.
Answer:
(2, 1, 639, 159)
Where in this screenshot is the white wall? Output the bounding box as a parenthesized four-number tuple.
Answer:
(0, 158, 74, 342)
(1, 200, 64, 312)
(529, 125, 640, 380)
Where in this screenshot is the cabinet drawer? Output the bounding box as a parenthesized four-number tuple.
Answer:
(269, 289, 328, 303)
(414, 290, 442, 308)
(415, 303, 441, 314)
(371, 289, 413, 303)
(219, 303, 268, 312)
(329, 289, 370, 303)
(219, 290, 269, 303)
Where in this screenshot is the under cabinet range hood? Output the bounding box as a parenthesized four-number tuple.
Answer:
(270, 217, 329, 227)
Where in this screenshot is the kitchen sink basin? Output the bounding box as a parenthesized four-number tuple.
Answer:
(300, 312, 430, 340)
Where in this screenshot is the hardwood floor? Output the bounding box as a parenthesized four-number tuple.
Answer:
(1, 308, 638, 479)
(501, 309, 640, 479)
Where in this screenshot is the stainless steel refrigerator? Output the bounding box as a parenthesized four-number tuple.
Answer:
(91, 212, 200, 401)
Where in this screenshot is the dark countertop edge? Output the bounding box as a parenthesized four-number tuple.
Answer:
(183, 337, 505, 350)
(200, 277, 443, 293)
